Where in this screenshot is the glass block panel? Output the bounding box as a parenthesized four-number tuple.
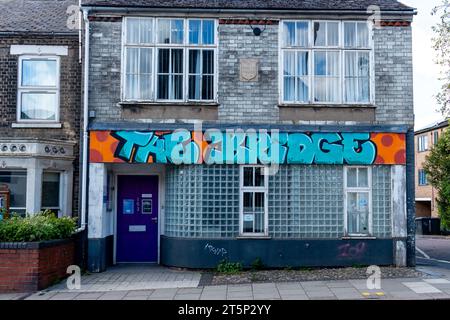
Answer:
(268, 165, 344, 239)
(372, 166, 392, 237)
(165, 165, 240, 238)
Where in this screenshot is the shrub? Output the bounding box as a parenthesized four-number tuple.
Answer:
(251, 257, 265, 270)
(0, 210, 77, 242)
(217, 259, 243, 274)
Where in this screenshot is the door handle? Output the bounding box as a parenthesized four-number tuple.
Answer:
(151, 217, 158, 223)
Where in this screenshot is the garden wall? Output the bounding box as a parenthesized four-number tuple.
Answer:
(0, 239, 74, 293)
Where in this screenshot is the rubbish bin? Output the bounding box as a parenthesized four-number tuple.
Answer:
(416, 217, 441, 235)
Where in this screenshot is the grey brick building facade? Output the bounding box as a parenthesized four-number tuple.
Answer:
(0, 1, 81, 218)
(81, 0, 416, 272)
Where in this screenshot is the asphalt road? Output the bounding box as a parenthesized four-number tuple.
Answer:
(416, 236, 450, 269)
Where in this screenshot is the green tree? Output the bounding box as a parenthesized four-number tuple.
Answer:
(423, 123, 450, 229)
(432, 1, 450, 117)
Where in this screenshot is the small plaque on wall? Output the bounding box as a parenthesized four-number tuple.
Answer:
(240, 58, 259, 82)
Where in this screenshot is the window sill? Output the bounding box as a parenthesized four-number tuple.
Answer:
(120, 101, 219, 107)
(278, 103, 376, 108)
(11, 122, 62, 129)
(342, 236, 377, 240)
(236, 236, 272, 240)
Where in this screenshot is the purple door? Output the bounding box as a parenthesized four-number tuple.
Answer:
(116, 175, 159, 263)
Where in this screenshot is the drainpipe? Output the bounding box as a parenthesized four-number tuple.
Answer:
(78, 8, 90, 232)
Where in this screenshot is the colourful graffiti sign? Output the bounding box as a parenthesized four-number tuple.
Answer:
(89, 130, 406, 165)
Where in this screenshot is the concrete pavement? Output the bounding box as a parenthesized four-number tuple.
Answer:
(4, 264, 448, 300)
(20, 275, 450, 300)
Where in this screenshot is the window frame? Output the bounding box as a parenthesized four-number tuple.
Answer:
(17, 55, 60, 123)
(121, 17, 218, 103)
(343, 166, 373, 237)
(434, 131, 439, 145)
(417, 135, 428, 152)
(279, 20, 374, 106)
(418, 169, 428, 186)
(41, 171, 62, 214)
(239, 165, 269, 237)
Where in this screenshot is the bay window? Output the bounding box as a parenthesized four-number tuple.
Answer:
(18, 56, 59, 121)
(123, 17, 217, 102)
(281, 20, 372, 104)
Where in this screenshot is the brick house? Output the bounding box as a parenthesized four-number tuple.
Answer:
(0, 0, 81, 218)
(81, 0, 416, 272)
(415, 119, 449, 218)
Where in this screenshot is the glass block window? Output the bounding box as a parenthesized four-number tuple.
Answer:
(372, 166, 392, 238)
(165, 165, 392, 239)
(268, 165, 344, 239)
(165, 165, 240, 238)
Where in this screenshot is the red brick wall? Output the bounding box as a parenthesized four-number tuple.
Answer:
(0, 241, 75, 293)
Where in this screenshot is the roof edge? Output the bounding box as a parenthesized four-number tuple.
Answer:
(80, 5, 417, 16)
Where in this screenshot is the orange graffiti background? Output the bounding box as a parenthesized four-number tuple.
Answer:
(89, 131, 406, 165)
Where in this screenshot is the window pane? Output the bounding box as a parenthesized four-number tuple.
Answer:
(189, 75, 201, 100)
(283, 22, 295, 46)
(189, 20, 201, 44)
(284, 51, 295, 76)
(313, 22, 326, 46)
(171, 19, 184, 44)
(22, 60, 57, 87)
(0, 171, 26, 209)
(189, 50, 200, 74)
(347, 168, 357, 187)
(126, 18, 140, 43)
(158, 49, 170, 73)
(314, 51, 326, 75)
(254, 167, 264, 187)
(126, 48, 139, 74)
(139, 48, 152, 100)
(158, 19, 170, 43)
(202, 75, 214, 100)
(347, 192, 369, 234)
(202, 50, 214, 74)
(21, 92, 56, 120)
(297, 51, 309, 76)
(327, 22, 339, 46)
(358, 168, 369, 187)
(358, 52, 370, 77)
(297, 77, 309, 102)
(243, 192, 253, 212)
(357, 22, 369, 47)
(42, 172, 60, 208)
(202, 20, 215, 45)
(254, 192, 265, 233)
(139, 18, 153, 44)
(284, 77, 295, 101)
(157, 75, 169, 99)
(125, 74, 138, 100)
(328, 52, 340, 76)
(172, 75, 183, 100)
(344, 51, 357, 102)
(344, 22, 356, 47)
(243, 167, 253, 187)
(296, 21, 309, 47)
(171, 49, 183, 74)
(327, 77, 340, 102)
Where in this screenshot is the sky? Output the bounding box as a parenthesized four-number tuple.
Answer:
(401, 0, 445, 130)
